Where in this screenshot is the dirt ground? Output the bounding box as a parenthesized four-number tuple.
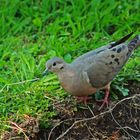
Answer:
(36, 81, 140, 140)
(2, 81, 140, 140)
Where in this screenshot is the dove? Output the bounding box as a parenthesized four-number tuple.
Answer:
(44, 32, 140, 110)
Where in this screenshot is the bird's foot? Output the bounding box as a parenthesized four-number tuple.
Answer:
(98, 98, 109, 111)
(97, 87, 110, 110)
(75, 96, 91, 105)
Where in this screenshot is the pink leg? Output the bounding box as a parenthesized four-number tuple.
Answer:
(98, 88, 110, 110)
(75, 96, 91, 105)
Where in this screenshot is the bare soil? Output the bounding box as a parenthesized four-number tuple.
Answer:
(37, 81, 140, 140)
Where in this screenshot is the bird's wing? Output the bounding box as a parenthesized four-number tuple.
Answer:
(84, 43, 129, 88)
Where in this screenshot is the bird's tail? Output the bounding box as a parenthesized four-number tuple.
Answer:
(127, 35, 140, 56)
(128, 35, 140, 50)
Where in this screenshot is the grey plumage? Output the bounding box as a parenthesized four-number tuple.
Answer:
(44, 33, 140, 109)
(70, 33, 139, 89)
(72, 43, 128, 88)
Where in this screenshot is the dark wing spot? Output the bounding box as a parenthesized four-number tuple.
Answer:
(111, 55, 115, 58)
(117, 47, 122, 53)
(60, 66, 64, 70)
(114, 58, 119, 62)
(109, 61, 112, 65)
(114, 58, 120, 65)
(111, 48, 116, 51)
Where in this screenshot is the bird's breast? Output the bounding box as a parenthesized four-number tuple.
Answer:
(58, 72, 97, 96)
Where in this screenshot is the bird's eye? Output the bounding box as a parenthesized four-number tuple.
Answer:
(53, 62, 56, 66)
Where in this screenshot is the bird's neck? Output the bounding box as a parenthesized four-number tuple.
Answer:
(57, 64, 76, 92)
(58, 64, 75, 77)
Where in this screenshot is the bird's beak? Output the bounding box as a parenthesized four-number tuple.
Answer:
(42, 68, 49, 76)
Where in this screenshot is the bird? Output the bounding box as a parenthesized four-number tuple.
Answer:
(43, 32, 140, 110)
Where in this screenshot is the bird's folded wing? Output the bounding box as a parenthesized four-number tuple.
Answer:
(85, 43, 129, 88)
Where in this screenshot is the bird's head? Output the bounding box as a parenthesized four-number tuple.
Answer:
(43, 57, 66, 75)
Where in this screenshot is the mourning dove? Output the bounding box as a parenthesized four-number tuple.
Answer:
(44, 33, 140, 110)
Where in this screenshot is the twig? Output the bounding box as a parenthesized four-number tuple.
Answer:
(10, 122, 29, 140)
(87, 105, 95, 116)
(110, 110, 137, 140)
(0, 121, 29, 140)
(117, 126, 140, 133)
(54, 110, 111, 140)
(109, 95, 139, 140)
(85, 123, 96, 139)
(48, 118, 82, 140)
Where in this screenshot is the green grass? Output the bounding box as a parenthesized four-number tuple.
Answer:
(0, 0, 140, 136)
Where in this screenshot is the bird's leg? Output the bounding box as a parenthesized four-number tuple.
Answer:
(75, 96, 91, 105)
(98, 86, 110, 110)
